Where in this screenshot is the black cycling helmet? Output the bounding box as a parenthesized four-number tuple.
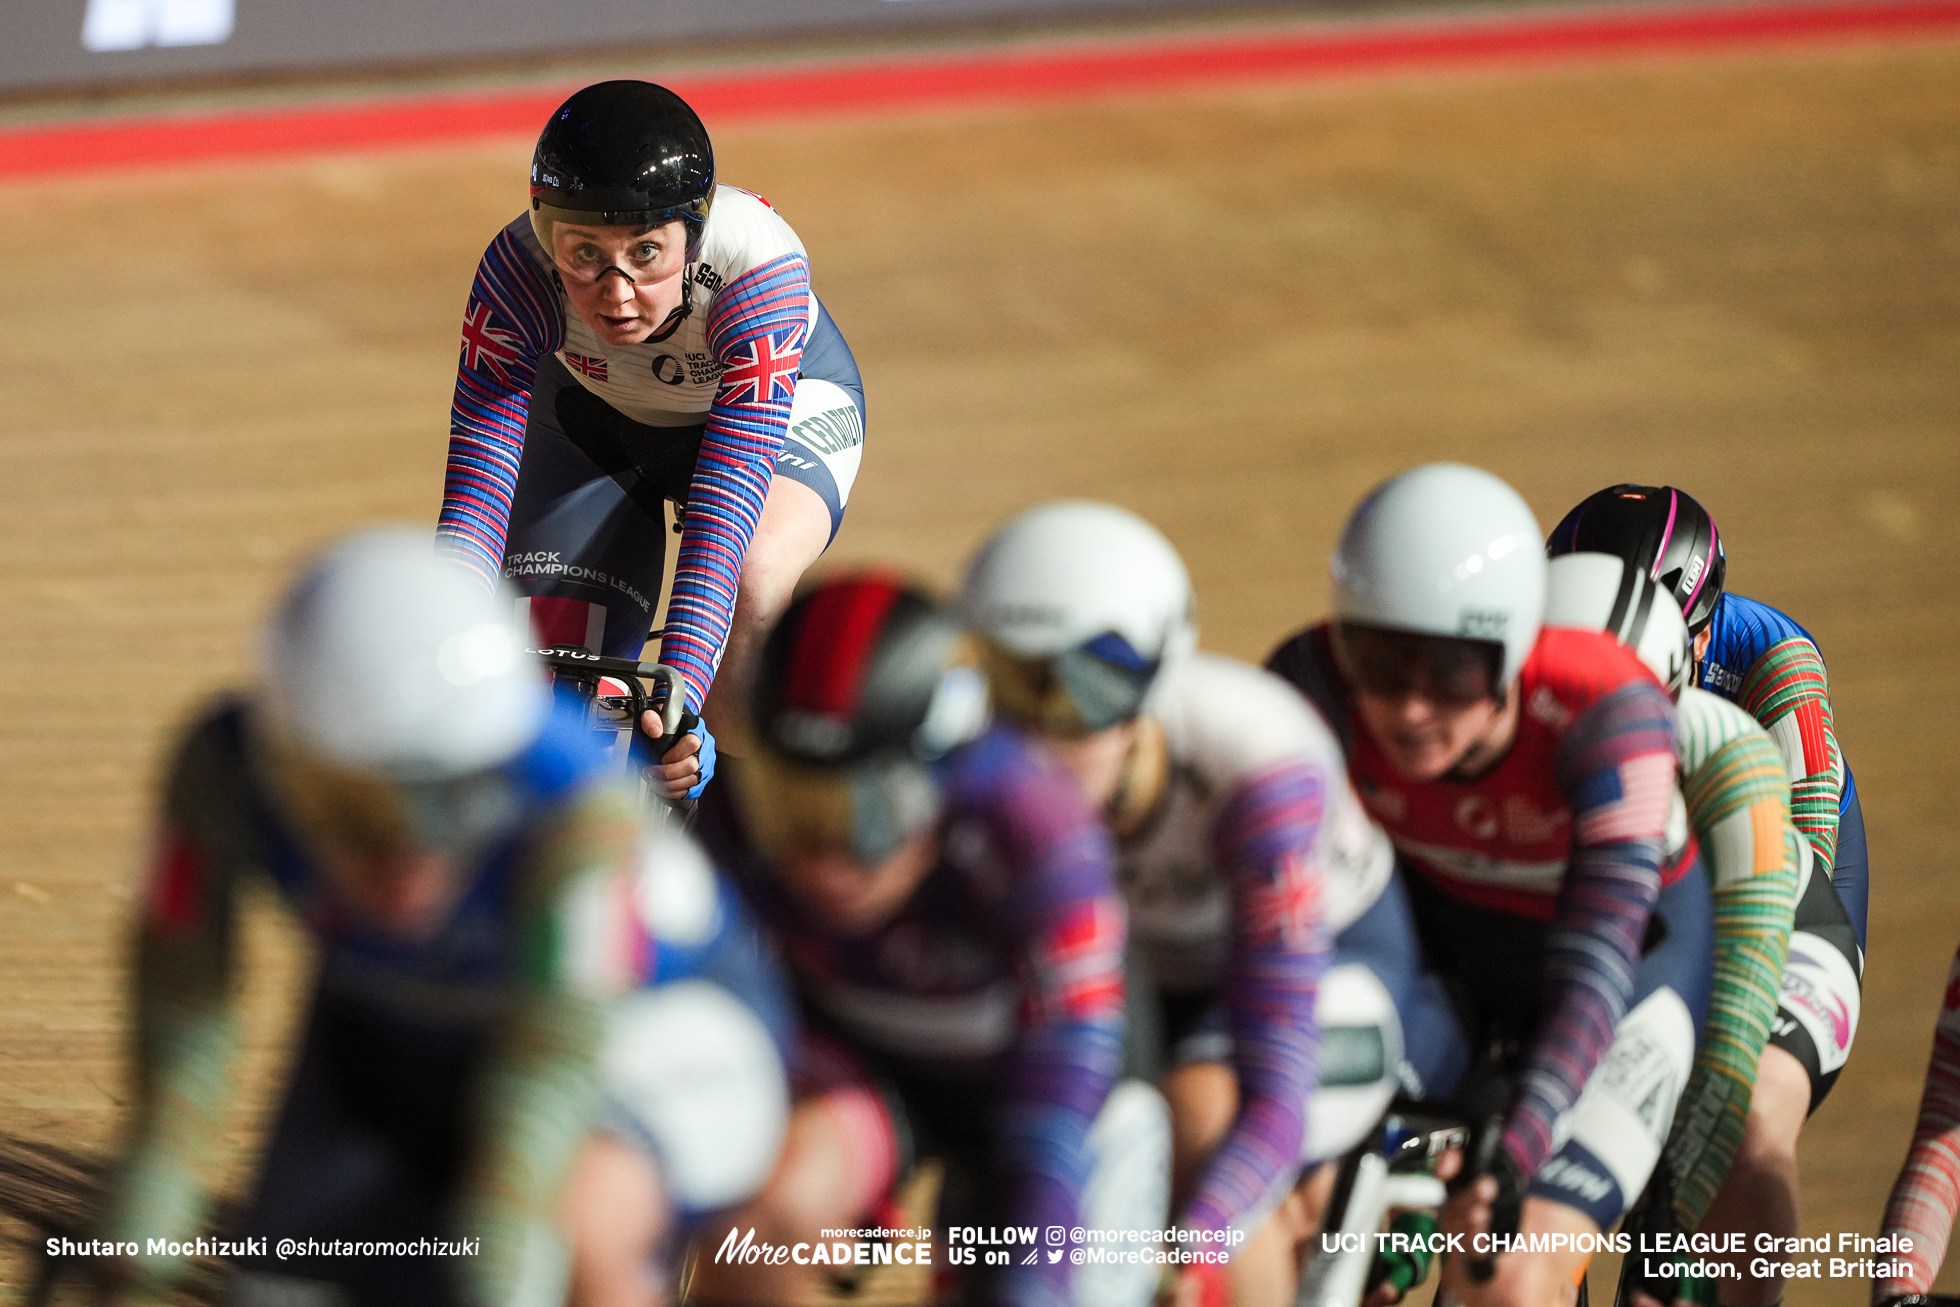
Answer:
(744, 575, 989, 865)
(1546, 484, 1726, 636)
(530, 80, 715, 263)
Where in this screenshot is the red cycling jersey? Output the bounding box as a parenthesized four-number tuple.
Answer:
(1334, 626, 1693, 921)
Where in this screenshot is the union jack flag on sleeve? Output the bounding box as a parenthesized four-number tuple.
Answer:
(436, 227, 563, 589)
(1182, 760, 1330, 1238)
(658, 251, 811, 711)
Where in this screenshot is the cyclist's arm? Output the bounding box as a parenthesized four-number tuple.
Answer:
(658, 252, 811, 711)
(451, 783, 645, 1307)
(998, 765, 1126, 1307)
(1183, 760, 1330, 1236)
(99, 722, 247, 1298)
(437, 225, 561, 590)
(1738, 635, 1844, 872)
(1665, 702, 1800, 1227)
(1875, 943, 1960, 1300)
(1505, 680, 1677, 1176)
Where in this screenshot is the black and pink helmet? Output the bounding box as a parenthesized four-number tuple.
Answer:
(1547, 484, 1726, 636)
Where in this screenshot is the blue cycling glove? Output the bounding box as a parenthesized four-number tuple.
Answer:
(684, 719, 717, 801)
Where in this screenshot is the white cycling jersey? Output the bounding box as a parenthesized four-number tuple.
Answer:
(513, 185, 819, 428)
(1120, 652, 1393, 992)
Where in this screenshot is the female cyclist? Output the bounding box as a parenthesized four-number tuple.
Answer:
(436, 80, 867, 802)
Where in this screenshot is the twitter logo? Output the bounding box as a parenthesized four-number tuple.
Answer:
(1047, 1250, 1065, 1264)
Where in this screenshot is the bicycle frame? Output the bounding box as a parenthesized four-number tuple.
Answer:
(1297, 1100, 1460, 1307)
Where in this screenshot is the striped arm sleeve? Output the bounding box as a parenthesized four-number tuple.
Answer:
(436, 227, 562, 590)
(1665, 729, 1799, 1228)
(1876, 945, 1960, 1300)
(100, 723, 244, 1294)
(996, 766, 1125, 1307)
(1740, 636, 1843, 873)
(455, 784, 642, 1307)
(1503, 681, 1676, 1175)
(659, 252, 811, 709)
(1183, 760, 1329, 1238)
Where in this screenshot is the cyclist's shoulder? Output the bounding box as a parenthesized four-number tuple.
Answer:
(461, 215, 562, 356)
(172, 691, 251, 760)
(1717, 590, 1811, 639)
(946, 722, 1091, 821)
(1519, 626, 1660, 717)
(1154, 651, 1342, 787)
(1264, 619, 1337, 679)
(941, 725, 1113, 892)
(1674, 685, 1775, 772)
(1703, 593, 1830, 706)
(696, 185, 809, 289)
(1264, 620, 1348, 727)
(164, 694, 267, 823)
(1707, 592, 1819, 666)
(479, 213, 558, 287)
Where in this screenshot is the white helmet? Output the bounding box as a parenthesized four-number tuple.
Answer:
(959, 500, 1195, 735)
(1543, 552, 1692, 699)
(1331, 464, 1545, 686)
(259, 527, 547, 781)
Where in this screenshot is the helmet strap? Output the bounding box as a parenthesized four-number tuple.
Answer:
(644, 266, 695, 344)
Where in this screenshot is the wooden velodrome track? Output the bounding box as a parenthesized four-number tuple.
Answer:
(0, 7, 1957, 1301)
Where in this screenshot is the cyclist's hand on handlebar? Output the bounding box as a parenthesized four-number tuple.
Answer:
(641, 713, 717, 801)
(1441, 1147, 1525, 1245)
(1442, 1170, 1501, 1241)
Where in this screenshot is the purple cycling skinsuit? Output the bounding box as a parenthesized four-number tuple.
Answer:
(436, 184, 865, 702)
(698, 724, 1129, 1307)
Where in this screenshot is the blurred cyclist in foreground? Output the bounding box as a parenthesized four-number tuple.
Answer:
(961, 501, 1442, 1307)
(96, 529, 786, 1307)
(687, 573, 1162, 1307)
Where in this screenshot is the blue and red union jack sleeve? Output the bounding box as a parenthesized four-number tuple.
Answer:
(659, 251, 812, 710)
(437, 228, 562, 588)
(1184, 760, 1330, 1237)
(970, 735, 1124, 1307)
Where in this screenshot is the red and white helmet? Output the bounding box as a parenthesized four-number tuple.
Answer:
(1331, 464, 1545, 687)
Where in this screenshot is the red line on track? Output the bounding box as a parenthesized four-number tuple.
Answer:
(4, 0, 1958, 181)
